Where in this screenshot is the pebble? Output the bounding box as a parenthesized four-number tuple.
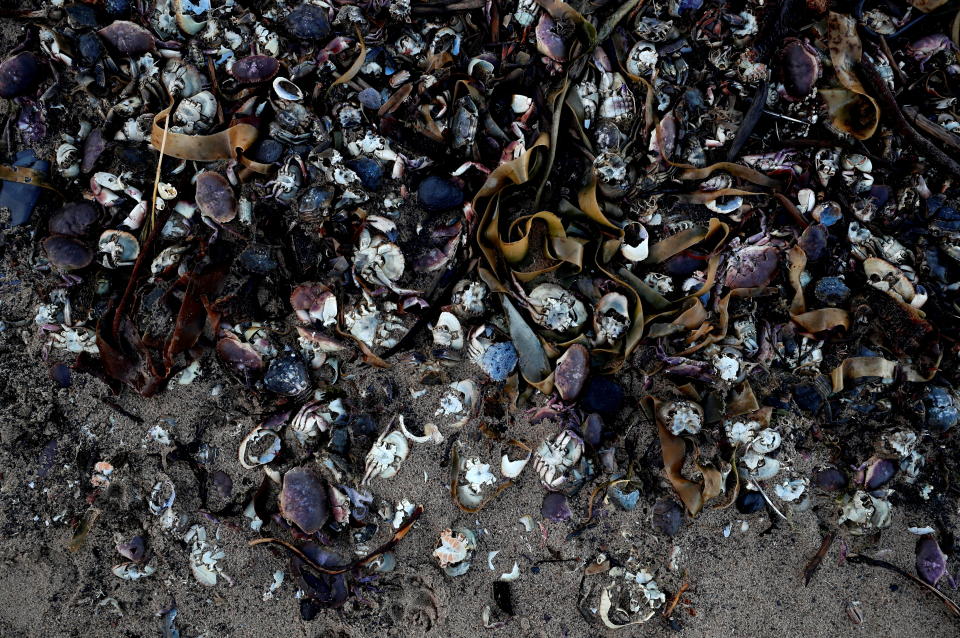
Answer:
(418, 176, 464, 212)
(814, 277, 850, 306)
(346, 158, 384, 191)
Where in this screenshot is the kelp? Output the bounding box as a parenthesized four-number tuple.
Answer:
(644, 396, 722, 516)
(823, 12, 880, 140)
(152, 103, 257, 161)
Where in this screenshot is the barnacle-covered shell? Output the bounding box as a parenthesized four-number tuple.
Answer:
(431, 311, 464, 350)
(658, 401, 703, 436)
(363, 430, 409, 483)
(98, 229, 140, 268)
(451, 280, 488, 318)
(593, 293, 631, 346)
(527, 284, 587, 333)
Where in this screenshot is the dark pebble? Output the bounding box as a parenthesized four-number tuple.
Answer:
(735, 489, 765, 514)
(418, 176, 464, 212)
(792, 382, 824, 413)
(347, 158, 383, 191)
(49, 362, 72, 388)
(285, 4, 331, 40)
(65, 5, 98, 29)
(358, 87, 384, 110)
(814, 277, 850, 306)
(812, 467, 847, 491)
(238, 244, 278, 273)
(262, 350, 309, 396)
(581, 376, 624, 419)
(651, 498, 683, 536)
(251, 139, 284, 164)
(799, 223, 829, 261)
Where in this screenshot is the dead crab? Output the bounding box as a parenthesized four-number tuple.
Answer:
(362, 430, 409, 484)
(534, 429, 584, 490)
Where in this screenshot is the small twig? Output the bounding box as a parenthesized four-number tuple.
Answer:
(847, 553, 960, 618)
(662, 581, 690, 618)
(803, 532, 834, 586)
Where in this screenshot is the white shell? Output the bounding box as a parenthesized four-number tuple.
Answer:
(238, 426, 282, 469)
(273, 77, 304, 102)
(500, 453, 530, 478)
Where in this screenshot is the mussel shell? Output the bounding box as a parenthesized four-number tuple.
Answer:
(195, 172, 237, 223)
(280, 467, 329, 534)
(231, 55, 280, 83)
(98, 21, 156, 55)
(42, 235, 94, 270)
(0, 52, 41, 99)
(48, 202, 98, 237)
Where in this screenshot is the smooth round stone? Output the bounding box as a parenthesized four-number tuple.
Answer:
(418, 176, 464, 213)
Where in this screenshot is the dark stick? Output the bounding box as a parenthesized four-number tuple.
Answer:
(857, 62, 960, 176)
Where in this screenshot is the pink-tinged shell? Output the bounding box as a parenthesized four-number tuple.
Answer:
(230, 55, 281, 83)
(433, 529, 469, 567)
(916, 534, 947, 585)
(0, 52, 40, 98)
(99, 21, 156, 55)
(724, 245, 779, 289)
(216, 337, 263, 374)
(290, 284, 337, 324)
(279, 466, 329, 534)
(555, 343, 589, 401)
(195, 172, 237, 222)
(536, 14, 567, 62)
(43, 236, 94, 271)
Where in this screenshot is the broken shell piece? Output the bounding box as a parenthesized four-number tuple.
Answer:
(112, 562, 156, 580)
(433, 527, 477, 576)
(598, 567, 665, 628)
(238, 425, 282, 469)
(501, 451, 531, 478)
(458, 457, 496, 508)
(593, 293, 631, 346)
(98, 229, 140, 268)
(273, 76, 304, 101)
(740, 449, 781, 480)
(398, 414, 443, 444)
(184, 525, 228, 586)
(500, 562, 520, 582)
(431, 311, 464, 350)
(362, 430, 409, 484)
(290, 284, 338, 326)
(658, 401, 704, 436)
(774, 477, 808, 502)
(527, 283, 587, 334)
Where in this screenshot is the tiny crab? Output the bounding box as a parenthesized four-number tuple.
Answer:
(47, 324, 98, 354)
(265, 157, 304, 202)
(362, 430, 409, 484)
(534, 429, 584, 490)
